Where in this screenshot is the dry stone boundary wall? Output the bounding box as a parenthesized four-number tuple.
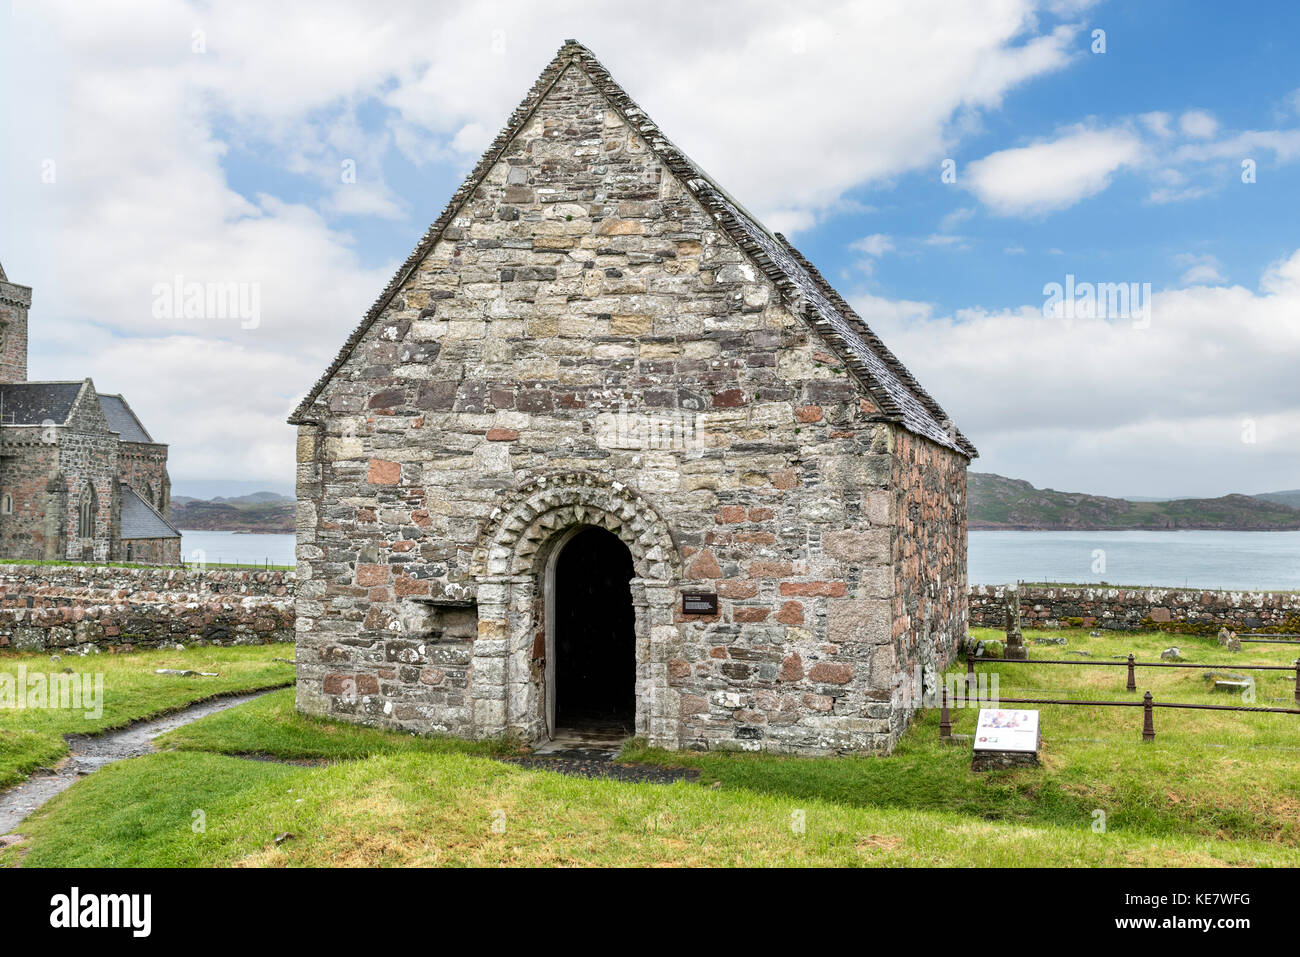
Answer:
(0, 564, 294, 654)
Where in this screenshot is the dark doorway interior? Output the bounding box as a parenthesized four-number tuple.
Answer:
(554, 525, 636, 733)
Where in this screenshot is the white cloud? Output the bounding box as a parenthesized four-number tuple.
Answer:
(322, 182, 407, 220)
(923, 234, 970, 250)
(855, 250, 1300, 496)
(851, 234, 895, 257)
(964, 125, 1144, 215)
(938, 206, 976, 232)
(1172, 128, 1300, 165)
(964, 105, 1300, 214)
(848, 233, 895, 275)
(1173, 253, 1225, 285)
(1179, 109, 1219, 139)
(1146, 167, 1214, 205)
(1139, 111, 1174, 138)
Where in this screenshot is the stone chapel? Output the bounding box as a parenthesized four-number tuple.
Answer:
(290, 41, 976, 754)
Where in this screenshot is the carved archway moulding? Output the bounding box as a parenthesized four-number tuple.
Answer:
(471, 470, 682, 583)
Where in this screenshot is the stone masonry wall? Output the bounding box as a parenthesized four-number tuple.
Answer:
(292, 61, 938, 754)
(0, 434, 60, 559)
(59, 388, 119, 562)
(888, 427, 968, 744)
(0, 564, 294, 653)
(0, 275, 30, 384)
(969, 583, 1300, 633)
(118, 442, 172, 516)
(121, 536, 182, 565)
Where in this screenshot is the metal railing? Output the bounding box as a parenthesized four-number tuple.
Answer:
(966, 654, 1300, 702)
(943, 653, 1300, 743)
(1238, 633, 1300, 644)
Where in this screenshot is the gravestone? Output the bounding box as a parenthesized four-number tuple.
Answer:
(1003, 586, 1027, 660)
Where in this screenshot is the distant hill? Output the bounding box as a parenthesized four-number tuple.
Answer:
(211, 491, 293, 505)
(171, 495, 295, 533)
(970, 473, 1300, 531)
(170, 480, 294, 500)
(1255, 489, 1300, 509)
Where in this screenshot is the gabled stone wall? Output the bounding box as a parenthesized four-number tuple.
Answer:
(291, 62, 960, 754)
(58, 388, 119, 562)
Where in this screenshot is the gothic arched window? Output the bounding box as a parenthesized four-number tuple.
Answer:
(1, 493, 12, 515)
(78, 485, 97, 538)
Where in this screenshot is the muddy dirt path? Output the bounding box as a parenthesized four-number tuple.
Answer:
(0, 689, 280, 837)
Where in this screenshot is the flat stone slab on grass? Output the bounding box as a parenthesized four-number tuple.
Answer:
(1212, 680, 1252, 693)
(499, 754, 700, 785)
(972, 750, 1039, 772)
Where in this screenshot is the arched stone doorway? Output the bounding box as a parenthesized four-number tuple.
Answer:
(546, 525, 636, 739)
(470, 472, 683, 748)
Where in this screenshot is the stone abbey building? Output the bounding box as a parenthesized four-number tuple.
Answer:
(0, 263, 180, 564)
(291, 41, 976, 754)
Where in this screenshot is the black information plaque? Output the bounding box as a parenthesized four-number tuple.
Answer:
(682, 592, 718, 615)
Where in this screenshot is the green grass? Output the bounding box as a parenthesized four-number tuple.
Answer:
(0, 730, 69, 792)
(4, 627, 1299, 866)
(0, 644, 294, 789)
(7, 745, 1294, 867)
(157, 687, 515, 762)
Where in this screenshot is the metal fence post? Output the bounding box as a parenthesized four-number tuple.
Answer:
(939, 682, 953, 742)
(1126, 653, 1137, 692)
(1294, 661, 1299, 706)
(1142, 691, 1155, 742)
(966, 654, 976, 695)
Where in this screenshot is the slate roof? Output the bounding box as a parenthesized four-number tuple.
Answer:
(0, 382, 161, 444)
(97, 394, 154, 443)
(0, 382, 83, 426)
(288, 40, 974, 458)
(119, 483, 180, 540)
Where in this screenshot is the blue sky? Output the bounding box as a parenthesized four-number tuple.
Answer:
(802, 1, 1300, 313)
(3, 0, 1299, 498)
